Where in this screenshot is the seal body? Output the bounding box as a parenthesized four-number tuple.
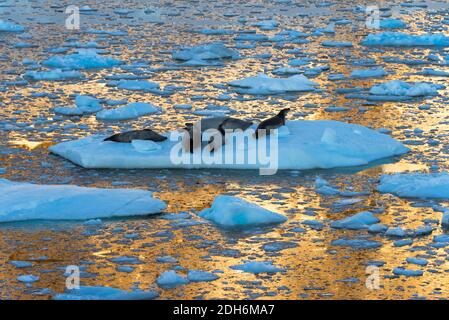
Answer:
(184, 117, 253, 153)
(104, 129, 167, 143)
(255, 108, 290, 139)
(207, 117, 253, 152)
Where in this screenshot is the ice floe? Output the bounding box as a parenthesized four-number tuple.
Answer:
(330, 211, 379, 230)
(96, 102, 160, 121)
(156, 270, 189, 289)
(369, 80, 441, 98)
(230, 261, 284, 274)
(378, 173, 449, 199)
(172, 43, 239, 65)
(24, 69, 84, 81)
(0, 179, 166, 222)
(50, 120, 409, 170)
(198, 195, 287, 227)
(362, 32, 449, 47)
(43, 50, 122, 70)
(54, 95, 102, 116)
(0, 20, 25, 32)
(229, 74, 318, 95)
(54, 286, 159, 300)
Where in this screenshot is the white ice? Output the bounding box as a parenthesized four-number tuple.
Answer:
(0, 179, 166, 222)
(198, 195, 287, 227)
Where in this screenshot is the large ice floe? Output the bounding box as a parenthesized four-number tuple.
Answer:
(362, 32, 449, 47)
(228, 73, 318, 95)
(43, 50, 122, 70)
(49, 120, 409, 170)
(0, 179, 166, 222)
(377, 173, 449, 199)
(198, 195, 287, 227)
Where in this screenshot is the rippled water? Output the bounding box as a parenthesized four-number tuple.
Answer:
(2, 0, 449, 300)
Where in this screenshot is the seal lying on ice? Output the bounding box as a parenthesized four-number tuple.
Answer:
(255, 108, 290, 139)
(183, 117, 253, 153)
(104, 129, 167, 143)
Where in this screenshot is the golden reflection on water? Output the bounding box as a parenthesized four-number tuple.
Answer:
(2, 0, 449, 300)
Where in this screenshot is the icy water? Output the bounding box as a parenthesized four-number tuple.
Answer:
(2, 0, 449, 300)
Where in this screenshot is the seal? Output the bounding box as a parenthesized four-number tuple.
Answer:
(183, 117, 253, 153)
(104, 129, 167, 143)
(207, 117, 253, 152)
(255, 108, 290, 139)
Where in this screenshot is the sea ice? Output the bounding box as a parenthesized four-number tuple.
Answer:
(172, 43, 239, 63)
(330, 211, 379, 230)
(43, 50, 122, 70)
(0, 20, 24, 32)
(378, 173, 449, 199)
(230, 261, 284, 274)
(50, 120, 409, 170)
(54, 95, 102, 116)
(156, 270, 189, 289)
(54, 286, 159, 300)
(96, 102, 159, 121)
(0, 179, 166, 222)
(369, 80, 440, 97)
(187, 270, 219, 282)
(229, 73, 318, 95)
(24, 69, 84, 81)
(362, 32, 449, 47)
(198, 195, 287, 227)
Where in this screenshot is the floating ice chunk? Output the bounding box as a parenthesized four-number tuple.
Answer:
(173, 43, 238, 62)
(369, 80, 440, 97)
(24, 69, 83, 81)
(156, 256, 177, 263)
(10, 261, 33, 268)
(17, 275, 39, 283)
(393, 268, 423, 277)
(229, 73, 318, 95)
(0, 20, 25, 32)
(198, 195, 287, 227)
(419, 68, 449, 77)
(43, 50, 122, 70)
(379, 19, 407, 29)
(156, 270, 189, 289)
(131, 140, 162, 153)
(54, 95, 101, 116)
(385, 227, 407, 238)
(117, 80, 159, 91)
(394, 239, 413, 247)
(230, 261, 284, 274)
(368, 223, 388, 234)
(54, 286, 159, 300)
(362, 32, 449, 47)
(406, 257, 428, 266)
(187, 270, 219, 282)
(251, 20, 278, 31)
(110, 256, 143, 265)
(377, 173, 449, 199)
(0, 179, 166, 222)
(330, 211, 379, 230)
(350, 68, 387, 79)
(234, 33, 268, 41)
(50, 120, 409, 170)
(322, 41, 353, 47)
(331, 238, 382, 249)
(96, 102, 159, 121)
